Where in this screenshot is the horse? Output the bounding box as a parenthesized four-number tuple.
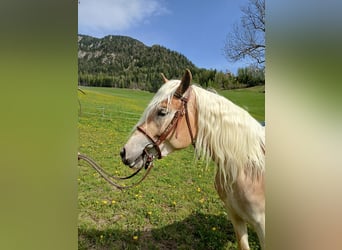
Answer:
(120, 69, 265, 250)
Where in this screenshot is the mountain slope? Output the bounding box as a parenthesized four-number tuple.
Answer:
(78, 34, 198, 91)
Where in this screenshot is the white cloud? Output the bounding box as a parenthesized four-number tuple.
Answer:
(78, 0, 168, 35)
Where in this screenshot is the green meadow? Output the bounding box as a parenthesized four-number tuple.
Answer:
(78, 86, 264, 249)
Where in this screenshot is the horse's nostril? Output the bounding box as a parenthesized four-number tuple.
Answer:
(120, 148, 126, 159)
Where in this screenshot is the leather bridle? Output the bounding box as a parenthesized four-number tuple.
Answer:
(136, 89, 196, 165)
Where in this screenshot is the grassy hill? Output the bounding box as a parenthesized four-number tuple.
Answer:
(220, 86, 265, 122)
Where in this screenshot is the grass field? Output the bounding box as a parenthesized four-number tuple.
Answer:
(78, 86, 265, 249)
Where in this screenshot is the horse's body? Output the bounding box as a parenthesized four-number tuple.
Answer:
(120, 70, 265, 250)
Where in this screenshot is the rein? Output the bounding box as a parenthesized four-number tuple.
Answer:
(136, 90, 196, 160)
(78, 152, 154, 190)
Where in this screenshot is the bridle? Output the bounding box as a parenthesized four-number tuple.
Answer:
(136, 89, 196, 166)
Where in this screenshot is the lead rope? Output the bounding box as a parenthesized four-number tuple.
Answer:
(78, 153, 154, 190)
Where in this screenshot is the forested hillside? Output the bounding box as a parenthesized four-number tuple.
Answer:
(78, 35, 263, 92)
(78, 34, 198, 91)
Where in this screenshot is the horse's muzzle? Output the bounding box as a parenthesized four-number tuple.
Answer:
(120, 144, 159, 169)
(120, 147, 136, 167)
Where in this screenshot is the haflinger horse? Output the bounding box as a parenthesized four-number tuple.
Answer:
(120, 69, 265, 250)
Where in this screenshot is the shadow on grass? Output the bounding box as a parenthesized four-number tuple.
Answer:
(79, 212, 260, 250)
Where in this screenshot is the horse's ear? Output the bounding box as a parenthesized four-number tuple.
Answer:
(160, 73, 168, 83)
(176, 69, 192, 96)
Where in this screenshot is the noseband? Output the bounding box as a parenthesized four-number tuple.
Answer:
(136, 90, 196, 164)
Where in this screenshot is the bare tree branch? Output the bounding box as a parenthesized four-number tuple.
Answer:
(223, 0, 265, 66)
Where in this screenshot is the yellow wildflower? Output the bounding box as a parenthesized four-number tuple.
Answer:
(133, 235, 138, 240)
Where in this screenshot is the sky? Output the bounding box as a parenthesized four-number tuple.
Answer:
(78, 0, 251, 74)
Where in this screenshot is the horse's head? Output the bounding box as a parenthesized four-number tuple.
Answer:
(120, 69, 197, 169)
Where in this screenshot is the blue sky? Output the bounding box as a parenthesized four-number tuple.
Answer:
(78, 0, 250, 74)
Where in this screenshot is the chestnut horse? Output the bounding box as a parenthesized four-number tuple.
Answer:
(120, 69, 265, 250)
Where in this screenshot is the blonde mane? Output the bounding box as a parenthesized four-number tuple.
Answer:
(191, 86, 265, 189)
(136, 81, 265, 189)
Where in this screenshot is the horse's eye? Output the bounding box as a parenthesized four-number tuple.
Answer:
(157, 108, 168, 117)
